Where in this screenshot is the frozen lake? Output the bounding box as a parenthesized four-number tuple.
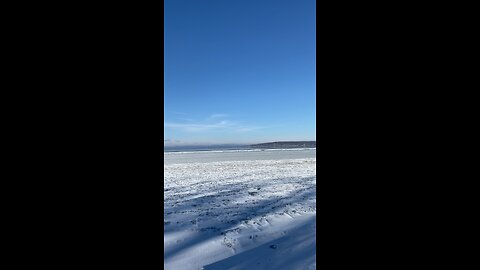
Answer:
(164, 148, 316, 164)
(164, 148, 316, 269)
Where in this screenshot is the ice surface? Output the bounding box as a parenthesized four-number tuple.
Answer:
(164, 150, 316, 270)
(164, 148, 316, 164)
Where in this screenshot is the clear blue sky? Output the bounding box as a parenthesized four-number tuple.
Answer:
(164, 0, 316, 145)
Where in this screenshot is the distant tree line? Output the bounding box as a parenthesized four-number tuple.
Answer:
(250, 141, 316, 149)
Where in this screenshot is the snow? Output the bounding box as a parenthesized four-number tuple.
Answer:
(164, 148, 316, 164)
(164, 149, 316, 270)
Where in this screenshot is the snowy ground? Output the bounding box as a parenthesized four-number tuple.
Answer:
(164, 148, 316, 164)
(164, 149, 316, 270)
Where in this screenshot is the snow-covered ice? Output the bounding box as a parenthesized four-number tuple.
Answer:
(164, 148, 316, 164)
(164, 149, 316, 270)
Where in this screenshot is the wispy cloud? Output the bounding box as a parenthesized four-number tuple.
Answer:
(164, 114, 267, 133)
(164, 121, 264, 133)
(208, 113, 228, 119)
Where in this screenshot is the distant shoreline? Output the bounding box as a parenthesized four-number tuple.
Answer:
(250, 141, 316, 149)
(164, 141, 316, 153)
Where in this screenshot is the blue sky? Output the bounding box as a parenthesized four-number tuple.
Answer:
(164, 0, 316, 145)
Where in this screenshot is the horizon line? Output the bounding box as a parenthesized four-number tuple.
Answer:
(164, 140, 316, 147)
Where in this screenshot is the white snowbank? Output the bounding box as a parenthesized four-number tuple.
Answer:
(164, 156, 316, 270)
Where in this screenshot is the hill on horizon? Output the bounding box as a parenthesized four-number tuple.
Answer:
(250, 141, 316, 149)
(164, 141, 316, 151)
